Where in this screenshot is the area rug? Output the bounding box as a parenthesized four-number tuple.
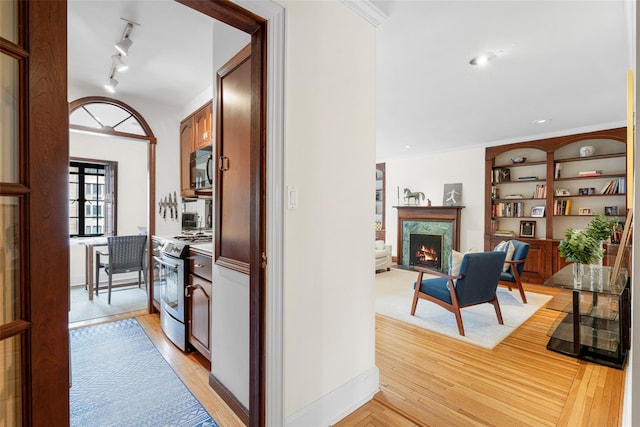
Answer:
(69, 285, 148, 323)
(70, 318, 218, 427)
(375, 268, 551, 349)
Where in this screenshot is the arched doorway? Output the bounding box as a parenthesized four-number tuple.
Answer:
(69, 96, 157, 315)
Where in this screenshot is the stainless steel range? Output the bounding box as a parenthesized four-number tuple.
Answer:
(154, 233, 212, 351)
(155, 240, 190, 351)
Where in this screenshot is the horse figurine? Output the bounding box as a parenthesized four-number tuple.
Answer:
(404, 188, 425, 205)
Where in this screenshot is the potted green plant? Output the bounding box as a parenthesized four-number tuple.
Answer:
(558, 228, 603, 286)
(586, 214, 616, 242)
(558, 228, 603, 264)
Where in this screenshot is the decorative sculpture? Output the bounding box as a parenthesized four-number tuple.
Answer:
(404, 188, 425, 205)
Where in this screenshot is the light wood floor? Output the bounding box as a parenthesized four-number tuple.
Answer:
(336, 282, 626, 427)
(70, 282, 626, 427)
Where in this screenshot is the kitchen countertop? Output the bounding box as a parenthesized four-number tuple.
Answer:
(189, 242, 213, 256)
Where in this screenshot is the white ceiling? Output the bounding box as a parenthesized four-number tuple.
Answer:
(68, 0, 215, 111)
(68, 1, 633, 160)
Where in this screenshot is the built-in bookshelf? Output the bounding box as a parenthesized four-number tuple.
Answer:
(485, 127, 628, 283)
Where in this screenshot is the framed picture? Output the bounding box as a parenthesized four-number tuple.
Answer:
(531, 206, 545, 217)
(578, 207, 593, 216)
(519, 221, 535, 238)
(605, 206, 618, 216)
(442, 183, 463, 206)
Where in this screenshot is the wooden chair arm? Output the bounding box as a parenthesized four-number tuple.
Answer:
(505, 259, 525, 265)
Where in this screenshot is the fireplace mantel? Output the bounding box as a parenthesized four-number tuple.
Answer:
(394, 206, 464, 267)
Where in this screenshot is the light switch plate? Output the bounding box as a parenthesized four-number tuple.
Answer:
(287, 186, 297, 209)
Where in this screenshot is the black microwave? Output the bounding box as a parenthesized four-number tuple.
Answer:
(190, 146, 213, 192)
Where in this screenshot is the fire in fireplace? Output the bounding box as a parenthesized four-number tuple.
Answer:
(409, 233, 443, 269)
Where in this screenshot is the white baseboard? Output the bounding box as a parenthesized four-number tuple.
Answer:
(285, 366, 379, 427)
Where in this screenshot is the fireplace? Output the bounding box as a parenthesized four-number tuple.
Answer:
(394, 206, 464, 272)
(410, 233, 443, 269)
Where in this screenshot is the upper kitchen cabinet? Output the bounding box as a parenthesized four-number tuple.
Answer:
(194, 102, 213, 150)
(180, 101, 213, 198)
(180, 117, 195, 198)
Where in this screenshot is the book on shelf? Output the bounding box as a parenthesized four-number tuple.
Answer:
(534, 184, 546, 198)
(492, 201, 526, 217)
(518, 176, 538, 181)
(554, 163, 561, 179)
(578, 170, 603, 177)
(494, 230, 515, 237)
(553, 199, 572, 215)
(599, 177, 625, 195)
(504, 194, 523, 199)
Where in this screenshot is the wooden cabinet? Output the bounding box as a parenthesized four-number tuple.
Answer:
(179, 101, 213, 198)
(193, 103, 213, 151)
(485, 127, 628, 283)
(187, 249, 212, 361)
(180, 118, 195, 198)
(215, 44, 251, 274)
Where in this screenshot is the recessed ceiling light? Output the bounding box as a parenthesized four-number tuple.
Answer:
(533, 118, 552, 124)
(469, 52, 496, 66)
(404, 145, 413, 149)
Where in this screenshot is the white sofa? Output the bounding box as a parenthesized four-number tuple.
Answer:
(375, 240, 392, 272)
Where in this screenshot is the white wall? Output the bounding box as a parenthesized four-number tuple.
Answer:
(281, 1, 379, 424)
(68, 133, 148, 285)
(380, 147, 486, 257)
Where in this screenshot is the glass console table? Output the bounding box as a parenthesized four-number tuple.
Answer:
(543, 264, 630, 369)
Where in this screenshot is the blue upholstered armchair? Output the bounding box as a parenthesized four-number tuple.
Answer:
(411, 251, 507, 336)
(498, 240, 530, 303)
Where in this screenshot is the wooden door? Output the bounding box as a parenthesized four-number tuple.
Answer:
(0, 1, 70, 425)
(215, 44, 252, 274)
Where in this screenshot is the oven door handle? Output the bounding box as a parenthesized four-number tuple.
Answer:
(153, 256, 180, 270)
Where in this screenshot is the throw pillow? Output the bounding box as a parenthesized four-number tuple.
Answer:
(448, 250, 464, 277)
(494, 240, 515, 272)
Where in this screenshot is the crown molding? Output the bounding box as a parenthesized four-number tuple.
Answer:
(342, 0, 388, 27)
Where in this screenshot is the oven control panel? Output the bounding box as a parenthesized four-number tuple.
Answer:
(161, 242, 188, 258)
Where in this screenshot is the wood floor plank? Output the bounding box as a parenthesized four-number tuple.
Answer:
(337, 282, 626, 427)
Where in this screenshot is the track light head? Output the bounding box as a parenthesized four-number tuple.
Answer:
(104, 76, 118, 93)
(111, 54, 128, 72)
(115, 37, 133, 56)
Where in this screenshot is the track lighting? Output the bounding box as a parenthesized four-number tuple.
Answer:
(112, 54, 128, 72)
(103, 18, 139, 93)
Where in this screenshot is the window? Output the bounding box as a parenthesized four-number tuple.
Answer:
(69, 160, 117, 237)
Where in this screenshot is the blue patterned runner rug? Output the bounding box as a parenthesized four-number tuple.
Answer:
(70, 318, 218, 427)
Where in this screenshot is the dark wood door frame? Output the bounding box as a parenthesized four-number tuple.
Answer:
(18, 1, 266, 425)
(177, 2, 267, 426)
